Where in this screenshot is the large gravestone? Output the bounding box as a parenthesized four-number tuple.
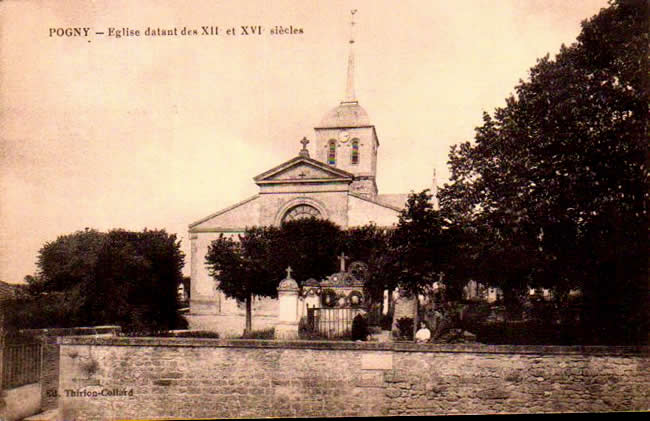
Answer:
(274, 267, 300, 339)
(391, 288, 417, 339)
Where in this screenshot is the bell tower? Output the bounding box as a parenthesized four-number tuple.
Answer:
(314, 10, 378, 198)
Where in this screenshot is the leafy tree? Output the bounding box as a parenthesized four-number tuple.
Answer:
(390, 190, 455, 337)
(207, 219, 409, 333)
(6, 228, 186, 333)
(206, 219, 344, 332)
(392, 190, 450, 294)
(86, 229, 186, 332)
(205, 226, 280, 332)
(439, 0, 647, 343)
(274, 219, 344, 283)
(34, 228, 105, 293)
(341, 224, 396, 308)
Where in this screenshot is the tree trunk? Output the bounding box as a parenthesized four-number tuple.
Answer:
(413, 293, 419, 342)
(245, 294, 252, 334)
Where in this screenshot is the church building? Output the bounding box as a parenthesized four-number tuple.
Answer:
(187, 14, 422, 324)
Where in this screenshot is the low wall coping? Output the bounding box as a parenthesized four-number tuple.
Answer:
(56, 336, 649, 356)
(20, 326, 122, 337)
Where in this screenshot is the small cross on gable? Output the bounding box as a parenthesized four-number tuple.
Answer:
(298, 137, 310, 158)
(286, 266, 293, 278)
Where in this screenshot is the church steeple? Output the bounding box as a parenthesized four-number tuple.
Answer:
(343, 9, 358, 104)
(314, 9, 379, 199)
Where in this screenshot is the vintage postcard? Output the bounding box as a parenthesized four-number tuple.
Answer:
(1, 0, 645, 419)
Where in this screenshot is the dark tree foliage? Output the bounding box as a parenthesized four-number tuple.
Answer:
(274, 219, 344, 283)
(205, 226, 280, 332)
(439, 0, 648, 344)
(206, 219, 345, 332)
(206, 219, 400, 332)
(33, 228, 105, 293)
(391, 190, 452, 296)
(388, 190, 467, 339)
(341, 224, 396, 304)
(6, 228, 186, 333)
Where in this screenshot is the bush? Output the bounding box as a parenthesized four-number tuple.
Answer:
(241, 328, 275, 339)
(394, 317, 414, 340)
(472, 319, 591, 345)
(380, 314, 393, 331)
(351, 314, 369, 341)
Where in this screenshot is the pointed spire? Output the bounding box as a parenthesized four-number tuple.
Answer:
(343, 9, 358, 104)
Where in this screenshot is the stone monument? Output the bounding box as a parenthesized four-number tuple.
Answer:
(274, 267, 300, 339)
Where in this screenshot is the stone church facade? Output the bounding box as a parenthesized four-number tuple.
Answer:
(187, 26, 417, 326)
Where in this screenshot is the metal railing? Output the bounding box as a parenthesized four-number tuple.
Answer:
(2, 342, 42, 389)
(307, 307, 364, 338)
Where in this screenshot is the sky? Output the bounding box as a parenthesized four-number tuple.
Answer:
(0, 0, 609, 283)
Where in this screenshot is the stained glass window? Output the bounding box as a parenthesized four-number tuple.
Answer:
(328, 139, 336, 165)
(351, 139, 359, 164)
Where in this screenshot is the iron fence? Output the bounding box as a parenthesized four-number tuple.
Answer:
(307, 307, 364, 338)
(2, 342, 42, 389)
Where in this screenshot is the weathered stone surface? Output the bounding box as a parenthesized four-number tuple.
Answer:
(361, 352, 393, 370)
(56, 339, 649, 419)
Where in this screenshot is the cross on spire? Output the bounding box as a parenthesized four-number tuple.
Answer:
(349, 9, 357, 44)
(285, 266, 293, 278)
(338, 252, 348, 272)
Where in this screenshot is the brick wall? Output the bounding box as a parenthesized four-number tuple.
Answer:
(56, 338, 648, 419)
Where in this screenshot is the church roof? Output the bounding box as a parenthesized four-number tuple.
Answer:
(349, 192, 403, 212)
(254, 155, 355, 184)
(188, 194, 259, 230)
(376, 194, 409, 210)
(318, 101, 371, 128)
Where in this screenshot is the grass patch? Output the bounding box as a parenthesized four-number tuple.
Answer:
(240, 328, 275, 339)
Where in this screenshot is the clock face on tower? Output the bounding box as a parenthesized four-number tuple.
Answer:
(339, 131, 350, 143)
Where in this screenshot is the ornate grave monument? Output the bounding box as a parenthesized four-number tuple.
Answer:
(275, 255, 369, 339)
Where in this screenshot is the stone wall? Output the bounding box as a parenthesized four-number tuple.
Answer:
(56, 337, 648, 419)
(3, 383, 41, 421)
(19, 326, 121, 411)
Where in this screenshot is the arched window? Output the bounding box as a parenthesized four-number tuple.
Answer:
(328, 139, 337, 165)
(351, 138, 360, 164)
(282, 204, 322, 223)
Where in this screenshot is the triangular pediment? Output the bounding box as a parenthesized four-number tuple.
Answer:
(254, 156, 354, 184)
